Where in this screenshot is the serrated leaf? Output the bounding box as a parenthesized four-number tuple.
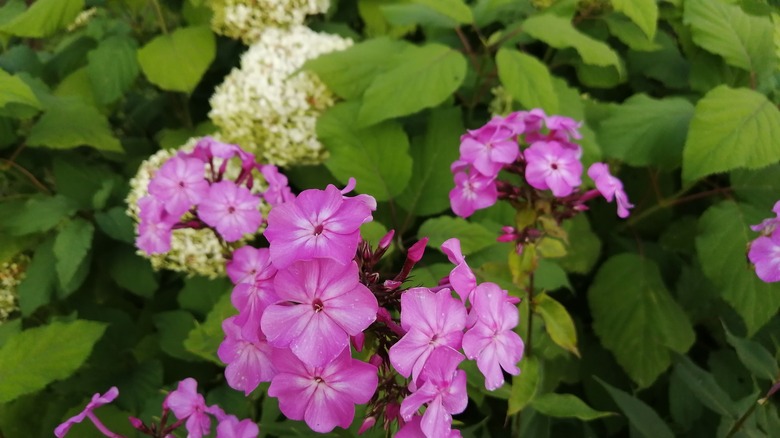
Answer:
(184, 293, 236, 364)
(382, 0, 473, 28)
(684, 0, 775, 76)
(0, 320, 106, 403)
(535, 259, 571, 292)
(154, 311, 200, 361)
(357, 43, 467, 126)
(319, 102, 412, 201)
(115, 360, 163, 412)
(695, 201, 780, 335)
(603, 13, 660, 52)
(558, 215, 600, 274)
(589, 253, 695, 387)
(596, 378, 675, 438)
(722, 324, 779, 381)
(597, 94, 694, 170)
(87, 35, 139, 104)
(178, 276, 231, 318)
(109, 249, 158, 298)
(535, 293, 579, 357)
(52, 156, 116, 210)
(674, 355, 740, 418)
(610, 0, 657, 39)
(94, 207, 135, 244)
(27, 98, 123, 152)
(16, 238, 56, 316)
(0, 0, 83, 38)
(531, 393, 614, 420)
(0, 70, 41, 110)
(0, 195, 77, 236)
(523, 13, 624, 73)
(53, 218, 94, 292)
(496, 48, 558, 113)
(412, 0, 473, 25)
(396, 107, 463, 217)
(418, 216, 496, 255)
(682, 86, 780, 183)
(731, 164, 780, 210)
(508, 356, 541, 415)
(137, 26, 215, 93)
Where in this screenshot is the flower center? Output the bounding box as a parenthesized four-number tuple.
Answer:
(314, 376, 324, 384)
(312, 299, 324, 313)
(227, 206, 236, 214)
(313, 223, 324, 235)
(550, 162, 559, 170)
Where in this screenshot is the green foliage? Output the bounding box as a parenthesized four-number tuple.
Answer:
(531, 392, 614, 420)
(597, 378, 676, 438)
(137, 26, 215, 93)
(0, 0, 83, 38)
(496, 48, 559, 113)
(418, 216, 496, 255)
(28, 98, 123, 152)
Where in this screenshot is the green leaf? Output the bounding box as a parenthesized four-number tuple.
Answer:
(17, 238, 56, 316)
(0, 320, 106, 403)
(523, 13, 624, 73)
(610, 0, 657, 39)
(115, 360, 163, 412)
(137, 26, 215, 93)
(109, 249, 159, 298)
(534, 259, 571, 291)
(695, 201, 780, 335)
(418, 216, 496, 255)
(184, 293, 237, 364)
(178, 276, 231, 318)
(52, 156, 116, 210)
(396, 107, 463, 217)
(596, 378, 675, 438)
(154, 311, 200, 361)
(531, 393, 615, 420)
(496, 48, 558, 113)
(411, 0, 473, 24)
(682, 86, 780, 183)
(508, 356, 541, 415)
(319, 102, 412, 201)
(603, 13, 660, 52)
(381, 0, 473, 28)
(0, 0, 83, 38)
(731, 164, 780, 211)
(588, 253, 695, 387)
(95, 207, 135, 244)
(304, 38, 411, 100)
(27, 98, 123, 152)
(535, 293, 579, 357)
(625, 31, 689, 89)
(684, 0, 775, 76)
(357, 43, 467, 126)
(558, 215, 600, 274)
(722, 324, 779, 381)
(0, 70, 41, 110)
(87, 35, 139, 104)
(53, 218, 93, 293)
(0, 195, 77, 236)
(674, 355, 739, 418)
(597, 94, 694, 170)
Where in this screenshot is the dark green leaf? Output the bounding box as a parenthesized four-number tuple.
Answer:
(115, 360, 163, 412)
(184, 293, 236, 364)
(609, 0, 657, 39)
(27, 98, 123, 152)
(558, 215, 600, 274)
(53, 218, 94, 292)
(178, 276, 231, 317)
(731, 164, 780, 211)
(95, 207, 136, 244)
(87, 35, 139, 104)
(722, 324, 779, 381)
(109, 249, 159, 298)
(535, 259, 571, 291)
(531, 392, 615, 420)
(0, 0, 83, 38)
(603, 13, 660, 52)
(418, 216, 496, 255)
(508, 356, 541, 415)
(674, 355, 740, 418)
(16, 238, 56, 316)
(154, 311, 200, 361)
(137, 26, 215, 93)
(0, 195, 76, 236)
(596, 378, 675, 438)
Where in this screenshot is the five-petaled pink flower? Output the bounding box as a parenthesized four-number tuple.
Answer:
(524, 141, 583, 197)
(165, 378, 212, 438)
(148, 156, 209, 217)
(587, 162, 634, 218)
(54, 387, 119, 438)
(459, 121, 519, 178)
(441, 238, 477, 304)
(749, 231, 780, 283)
(198, 180, 263, 242)
(219, 316, 278, 395)
(449, 171, 498, 218)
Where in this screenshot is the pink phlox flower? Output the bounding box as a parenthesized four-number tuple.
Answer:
(511, 109, 547, 134)
(261, 259, 378, 367)
(338, 177, 378, 213)
(54, 387, 119, 438)
(524, 140, 583, 197)
(462, 283, 524, 390)
(396, 414, 462, 438)
(459, 122, 519, 177)
(449, 171, 498, 218)
(136, 196, 177, 254)
(492, 112, 526, 136)
(450, 159, 470, 174)
(216, 414, 259, 438)
(231, 280, 279, 339)
(389, 288, 467, 381)
(750, 201, 780, 234)
(148, 156, 209, 217)
(227, 247, 275, 286)
(440, 238, 477, 304)
(165, 378, 212, 438)
(259, 165, 294, 206)
(198, 180, 263, 242)
(264, 182, 375, 269)
(587, 162, 634, 218)
(545, 115, 583, 140)
(219, 316, 278, 395)
(748, 230, 780, 283)
(191, 136, 240, 161)
(268, 348, 378, 433)
(400, 347, 467, 438)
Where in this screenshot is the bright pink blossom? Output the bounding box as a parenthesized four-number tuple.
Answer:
(449, 171, 498, 218)
(54, 387, 119, 438)
(232, 280, 279, 339)
(751, 201, 780, 234)
(165, 378, 212, 438)
(749, 231, 780, 283)
(198, 180, 263, 242)
(396, 414, 462, 438)
(587, 162, 633, 218)
(259, 165, 294, 206)
(524, 141, 583, 197)
(227, 247, 275, 286)
(268, 348, 378, 433)
(441, 238, 477, 304)
(261, 259, 378, 366)
(219, 316, 278, 395)
(459, 122, 519, 177)
(216, 415, 259, 438)
(148, 156, 209, 216)
(545, 115, 582, 140)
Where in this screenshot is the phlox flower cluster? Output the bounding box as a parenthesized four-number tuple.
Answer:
(450, 110, 633, 251)
(127, 136, 292, 278)
(0, 253, 27, 323)
(216, 175, 525, 437)
(209, 26, 352, 166)
(748, 201, 780, 283)
(210, 0, 330, 44)
(55, 378, 257, 438)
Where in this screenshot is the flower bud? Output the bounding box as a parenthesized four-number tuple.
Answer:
(369, 354, 383, 368)
(351, 333, 365, 352)
(407, 238, 428, 263)
(358, 417, 376, 434)
(379, 229, 395, 250)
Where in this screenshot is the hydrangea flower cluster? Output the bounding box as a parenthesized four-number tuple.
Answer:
(217, 178, 525, 436)
(0, 254, 27, 322)
(209, 26, 352, 166)
(748, 201, 780, 283)
(55, 378, 257, 438)
(210, 0, 330, 44)
(450, 110, 633, 251)
(127, 137, 292, 277)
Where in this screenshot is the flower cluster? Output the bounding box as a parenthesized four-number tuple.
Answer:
(450, 110, 633, 251)
(748, 201, 780, 283)
(209, 26, 352, 166)
(127, 136, 292, 277)
(210, 0, 330, 44)
(0, 254, 27, 322)
(217, 175, 525, 436)
(55, 378, 257, 438)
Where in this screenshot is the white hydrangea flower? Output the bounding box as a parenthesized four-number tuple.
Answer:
(209, 26, 352, 167)
(210, 0, 330, 43)
(126, 137, 270, 278)
(0, 254, 28, 323)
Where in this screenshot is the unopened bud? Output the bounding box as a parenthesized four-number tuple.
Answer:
(379, 230, 395, 250)
(383, 279, 402, 290)
(358, 417, 377, 434)
(129, 417, 144, 429)
(351, 333, 365, 352)
(407, 238, 428, 263)
(369, 354, 383, 368)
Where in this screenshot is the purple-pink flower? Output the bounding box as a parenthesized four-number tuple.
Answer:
(226, 247, 275, 286)
(268, 348, 378, 433)
(261, 258, 378, 367)
(219, 316, 278, 395)
(462, 283, 524, 390)
(751, 201, 780, 234)
(524, 141, 583, 197)
(198, 180, 263, 242)
(749, 231, 780, 283)
(216, 415, 260, 438)
(55, 387, 119, 438)
(165, 378, 212, 438)
(587, 162, 633, 218)
(449, 171, 498, 218)
(459, 122, 519, 178)
(148, 156, 209, 217)
(441, 238, 477, 304)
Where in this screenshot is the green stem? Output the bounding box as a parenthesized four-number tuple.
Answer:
(150, 0, 168, 34)
(525, 272, 535, 357)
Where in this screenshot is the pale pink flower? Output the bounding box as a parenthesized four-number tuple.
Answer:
(148, 156, 209, 216)
(218, 316, 278, 395)
(227, 247, 275, 286)
(524, 140, 583, 197)
(459, 122, 519, 178)
(749, 231, 780, 283)
(449, 171, 498, 218)
(198, 181, 263, 242)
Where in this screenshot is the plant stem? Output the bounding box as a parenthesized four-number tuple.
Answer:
(150, 0, 168, 34)
(525, 272, 534, 357)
